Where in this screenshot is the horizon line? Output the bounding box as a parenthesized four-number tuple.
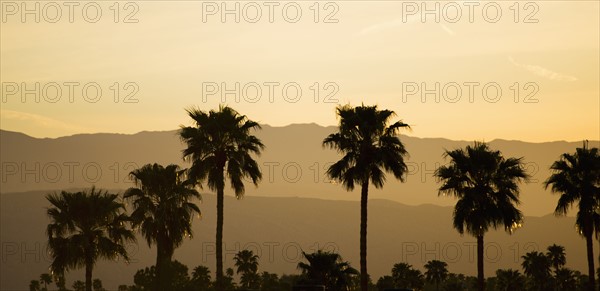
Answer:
(1, 124, 599, 145)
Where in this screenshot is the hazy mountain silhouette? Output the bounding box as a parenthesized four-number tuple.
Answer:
(2, 125, 598, 216)
(0, 190, 588, 290)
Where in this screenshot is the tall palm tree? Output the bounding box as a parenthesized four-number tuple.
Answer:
(124, 163, 201, 291)
(435, 142, 528, 291)
(495, 269, 525, 291)
(297, 250, 359, 291)
(180, 105, 264, 291)
(39, 273, 52, 290)
(46, 188, 134, 291)
(522, 251, 552, 291)
(425, 260, 449, 291)
(547, 244, 567, 275)
(545, 141, 600, 291)
(323, 104, 410, 291)
(234, 250, 260, 289)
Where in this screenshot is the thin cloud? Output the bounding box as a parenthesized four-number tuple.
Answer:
(509, 57, 578, 82)
(0, 109, 90, 132)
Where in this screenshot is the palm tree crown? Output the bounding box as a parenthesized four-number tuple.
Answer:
(46, 188, 134, 291)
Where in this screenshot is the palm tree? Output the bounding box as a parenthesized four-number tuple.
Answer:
(124, 163, 201, 291)
(391, 262, 424, 290)
(72, 280, 85, 291)
(40, 273, 52, 291)
(180, 105, 264, 291)
(435, 142, 528, 291)
(323, 104, 410, 291)
(29, 280, 40, 291)
(545, 141, 600, 291)
(46, 188, 135, 291)
(190, 265, 212, 291)
(547, 244, 567, 275)
(495, 269, 525, 291)
(522, 251, 552, 291)
(297, 250, 359, 291)
(425, 260, 449, 291)
(234, 250, 260, 289)
(92, 279, 104, 291)
(555, 268, 578, 291)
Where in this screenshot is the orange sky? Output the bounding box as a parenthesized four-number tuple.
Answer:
(1, 1, 598, 141)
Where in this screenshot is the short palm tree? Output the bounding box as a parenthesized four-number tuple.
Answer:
(39, 273, 52, 290)
(391, 262, 424, 290)
(298, 250, 359, 291)
(521, 251, 552, 291)
(495, 269, 525, 291)
(180, 105, 264, 291)
(190, 265, 212, 291)
(29, 280, 40, 291)
(46, 188, 134, 291)
(124, 163, 201, 291)
(425, 260, 449, 291)
(435, 142, 528, 291)
(545, 141, 600, 291)
(323, 104, 410, 291)
(547, 244, 566, 275)
(234, 250, 260, 289)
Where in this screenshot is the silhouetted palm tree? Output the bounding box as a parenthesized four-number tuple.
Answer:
(39, 273, 52, 291)
(29, 280, 40, 291)
(555, 268, 578, 291)
(190, 265, 212, 290)
(180, 105, 264, 291)
(92, 279, 104, 291)
(297, 250, 359, 291)
(46, 188, 134, 291)
(125, 163, 201, 291)
(522, 251, 552, 291)
(323, 104, 410, 291)
(391, 262, 424, 290)
(435, 142, 528, 291)
(547, 244, 567, 275)
(495, 269, 525, 291)
(234, 250, 260, 289)
(545, 141, 600, 291)
(72, 280, 85, 291)
(425, 260, 449, 291)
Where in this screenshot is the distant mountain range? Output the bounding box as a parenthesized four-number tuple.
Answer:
(1, 125, 598, 216)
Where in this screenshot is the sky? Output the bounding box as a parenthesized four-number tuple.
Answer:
(1, 1, 599, 142)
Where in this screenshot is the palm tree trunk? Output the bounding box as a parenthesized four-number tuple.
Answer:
(155, 240, 170, 291)
(216, 185, 225, 291)
(85, 258, 93, 291)
(360, 182, 369, 291)
(586, 232, 596, 291)
(477, 234, 485, 291)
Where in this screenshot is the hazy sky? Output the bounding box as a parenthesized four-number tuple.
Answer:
(1, 1, 599, 142)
